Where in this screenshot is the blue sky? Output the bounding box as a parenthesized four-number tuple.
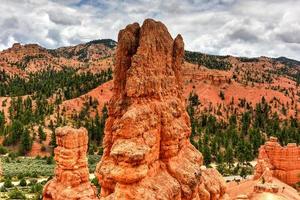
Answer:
(1, 0, 300, 60)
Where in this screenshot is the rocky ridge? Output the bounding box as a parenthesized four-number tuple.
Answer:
(0, 40, 115, 78)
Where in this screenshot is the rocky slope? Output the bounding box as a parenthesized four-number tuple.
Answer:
(0, 39, 115, 78)
(1, 30, 299, 124)
(95, 19, 228, 200)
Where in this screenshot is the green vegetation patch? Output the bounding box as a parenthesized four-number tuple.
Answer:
(185, 51, 232, 70)
(0, 68, 112, 99)
(1, 155, 101, 179)
(239, 57, 260, 62)
(1, 157, 55, 178)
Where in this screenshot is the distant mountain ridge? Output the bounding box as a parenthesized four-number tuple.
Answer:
(49, 39, 116, 61)
(274, 56, 300, 67)
(1, 39, 299, 73)
(0, 39, 116, 78)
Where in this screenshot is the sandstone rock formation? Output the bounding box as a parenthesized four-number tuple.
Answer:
(254, 137, 300, 186)
(253, 183, 279, 194)
(43, 127, 98, 200)
(95, 19, 228, 200)
(184, 70, 230, 85)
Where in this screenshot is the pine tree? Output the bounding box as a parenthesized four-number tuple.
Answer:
(188, 92, 200, 107)
(203, 145, 211, 166)
(225, 145, 234, 165)
(241, 111, 251, 135)
(94, 113, 102, 143)
(49, 120, 56, 147)
(19, 129, 32, 155)
(38, 126, 46, 142)
(219, 91, 225, 100)
(10, 120, 24, 145)
(0, 111, 5, 131)
(216, 151, 224, 164)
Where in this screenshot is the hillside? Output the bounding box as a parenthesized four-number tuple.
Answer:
(0, 40, 299, 164)
(0, 39, 115, 78)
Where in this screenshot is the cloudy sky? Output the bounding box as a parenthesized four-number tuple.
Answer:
(1, 0, 300, 60)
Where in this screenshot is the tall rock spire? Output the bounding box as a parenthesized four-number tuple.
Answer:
(43, 127, 98, 200)
(95, 19, 228, 200)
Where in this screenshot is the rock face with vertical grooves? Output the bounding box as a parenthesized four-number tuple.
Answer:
(95, 18, 228, 200)
(43, 126, 98, 200)
(254, 136, 300, 185)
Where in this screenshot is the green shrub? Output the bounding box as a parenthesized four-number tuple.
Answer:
(19, 178, 27, 186)
(30, 183, 43, 193)
(88, 145, 94, 155)
(88, 155, 101, 173)
(0, 145, 8, 154)
(0, 186, 7, 192)
(91, 177, 100, 195)
(8, 188, 26, 199)
(98, 147, 103, 155)
(17, 173, 24, 180)
(91, 177, 99, 187)
(88, 156, 96, 165)
(4, 178, 13, 188)
(46, 156, 54, 165)
(4, 174, 11, 180)
(31, 171, 38, 178)
(38, 126, 46, 142)
(4, 157, 10, 163)
(8, 152, 17, 160)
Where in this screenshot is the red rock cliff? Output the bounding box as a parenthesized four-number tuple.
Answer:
(254, 137, 300, 185)
(43, 126, 98, 200)
(95, 19, 228, 200)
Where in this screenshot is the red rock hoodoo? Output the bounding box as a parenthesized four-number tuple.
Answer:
(95, 19, 228, 200)
(254, 137, 300, 186)
(43, 127, 98, 200)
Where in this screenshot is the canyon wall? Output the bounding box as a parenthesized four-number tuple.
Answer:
(43, 127, 98, 200)
(254, 137, 300, 185)
(95, 19, 228, 200)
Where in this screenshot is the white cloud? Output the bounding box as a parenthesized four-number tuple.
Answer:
(0, 0, 299, 60)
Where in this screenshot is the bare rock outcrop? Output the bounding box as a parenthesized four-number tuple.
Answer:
(95, 18, 228, 200)
(254, 137, 300, 185)
(43, 126, 98, 200)
(253, 183, 279, 193)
